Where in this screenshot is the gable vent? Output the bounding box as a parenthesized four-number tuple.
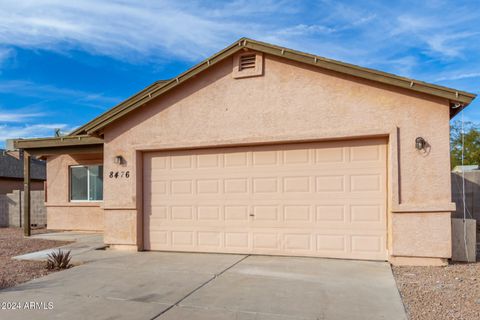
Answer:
(239, 54, 256, 71)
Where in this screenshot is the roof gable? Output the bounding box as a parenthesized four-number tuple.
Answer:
(72, 38, 475, 136)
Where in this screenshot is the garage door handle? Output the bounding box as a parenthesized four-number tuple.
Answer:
(249, 214, 255, 217)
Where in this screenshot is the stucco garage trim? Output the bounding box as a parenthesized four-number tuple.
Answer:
(133, 131, 397, 251)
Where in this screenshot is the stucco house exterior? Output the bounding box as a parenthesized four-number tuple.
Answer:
(15, 38, 476, 266)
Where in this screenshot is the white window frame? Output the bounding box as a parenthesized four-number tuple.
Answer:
(69, 164, 103, 202)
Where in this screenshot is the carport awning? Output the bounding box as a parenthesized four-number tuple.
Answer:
(14, 135, 103, 157)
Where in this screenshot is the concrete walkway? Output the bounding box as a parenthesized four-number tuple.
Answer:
(14, 231, 105, 263)
(0, 251, 406, 320)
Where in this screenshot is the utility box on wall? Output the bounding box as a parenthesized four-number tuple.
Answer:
(451, 218, 477, 262)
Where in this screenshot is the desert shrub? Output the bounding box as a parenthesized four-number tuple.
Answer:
(46, 249, 72, 270)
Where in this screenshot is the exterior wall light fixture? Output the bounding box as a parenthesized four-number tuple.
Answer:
(415, 137, 426, 150)
(114, 155, 124, 165)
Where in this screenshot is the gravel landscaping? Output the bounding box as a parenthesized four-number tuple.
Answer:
(0, 227, 71, 289)
(393, 262, 480, 320)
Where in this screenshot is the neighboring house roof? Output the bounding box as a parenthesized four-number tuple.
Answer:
(452, 165, 480, 172)
(68, 38, 476, 136)
(0, 150, 46, 180)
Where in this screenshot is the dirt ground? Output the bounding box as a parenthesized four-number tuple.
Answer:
(0, 227, 71, 289)
(393, 261, 480, 320)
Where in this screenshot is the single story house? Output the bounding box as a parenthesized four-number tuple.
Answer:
(15, 38, 476, 266)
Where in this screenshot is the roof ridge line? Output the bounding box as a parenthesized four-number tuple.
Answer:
(69, 37, 475, 136)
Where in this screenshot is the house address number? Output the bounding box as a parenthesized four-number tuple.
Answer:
(109, 171, 130, 179)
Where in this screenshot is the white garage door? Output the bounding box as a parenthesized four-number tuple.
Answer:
(143, 138, 387, 260)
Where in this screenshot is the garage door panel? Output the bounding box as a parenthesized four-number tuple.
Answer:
(170, 155, 193, 169)
(315, 205, 346, 222)
(145, 227, 387, 260)
(147, 202, 385, 227)
(197, 231, 222, 247)
(252, 150, 279, 166)
(171, 231, 194, 246)
(350, 144, 382, 162)
(350, 174, 382, 192)
(253, 233, 280, 250)
(144, 139, 387, 260)
(197, 154, 220, 168)
(284, 205, 311, 222)
(224, 178, 249, 193)
(316, 175, 345, 192)
(350, 205, 383, 222)
(224, 206, 249, 221)
(197, 206, 222, 220)
(225, 232, 250, 249)
(316, 234, 347, 252)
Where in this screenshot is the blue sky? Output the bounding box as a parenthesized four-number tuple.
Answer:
(0, 0, 479, 147)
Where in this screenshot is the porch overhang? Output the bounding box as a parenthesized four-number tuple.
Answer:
(14, 135, 104, 157)
(14, 135, 104, 237)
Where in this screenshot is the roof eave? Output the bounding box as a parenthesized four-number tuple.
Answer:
(14, 135, 104, 149)
(69, 80, 169, 136)
(77, 40, 247, 135)
(450, 96, 478, 119)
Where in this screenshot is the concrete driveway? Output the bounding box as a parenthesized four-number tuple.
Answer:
(0, 251, 406, 320)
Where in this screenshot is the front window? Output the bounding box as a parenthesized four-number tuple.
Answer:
(70, 165, 103, 201)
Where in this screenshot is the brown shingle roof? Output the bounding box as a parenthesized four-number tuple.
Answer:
(0, 150, 45, 180)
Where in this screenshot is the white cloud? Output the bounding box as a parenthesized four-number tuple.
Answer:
(365, 56, 419, 78)
(391, 15, 436, 35)
(0, 80, 121, 109)
(0, 0, 476, 67)
(207, 0, 298, 17)
(435, 72, 480, 82)
(0, 109, 45, 122)
(0, 0, 373, 63)
(425, 32, 479, 58)
(276, 24, 337, 36)
(0, 123, 73, 141)
(0, 0, 251, 61)
(0, 80, 82, 96)
(0, 107, 78, 144)
(390, 12, 480, 60)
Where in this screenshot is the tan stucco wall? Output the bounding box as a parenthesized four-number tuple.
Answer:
(392, 212, 452, 258)
(50, 51, 454, 263)
(45, 153, 104, 231)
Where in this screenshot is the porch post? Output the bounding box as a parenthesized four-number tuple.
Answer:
(23, 151, 31, 237)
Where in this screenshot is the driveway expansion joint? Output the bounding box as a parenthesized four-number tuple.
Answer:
(150, 254, 250, 319)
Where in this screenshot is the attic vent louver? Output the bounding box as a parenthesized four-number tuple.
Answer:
(239, 54, 256, 71)
(233, 52, 263, 79)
